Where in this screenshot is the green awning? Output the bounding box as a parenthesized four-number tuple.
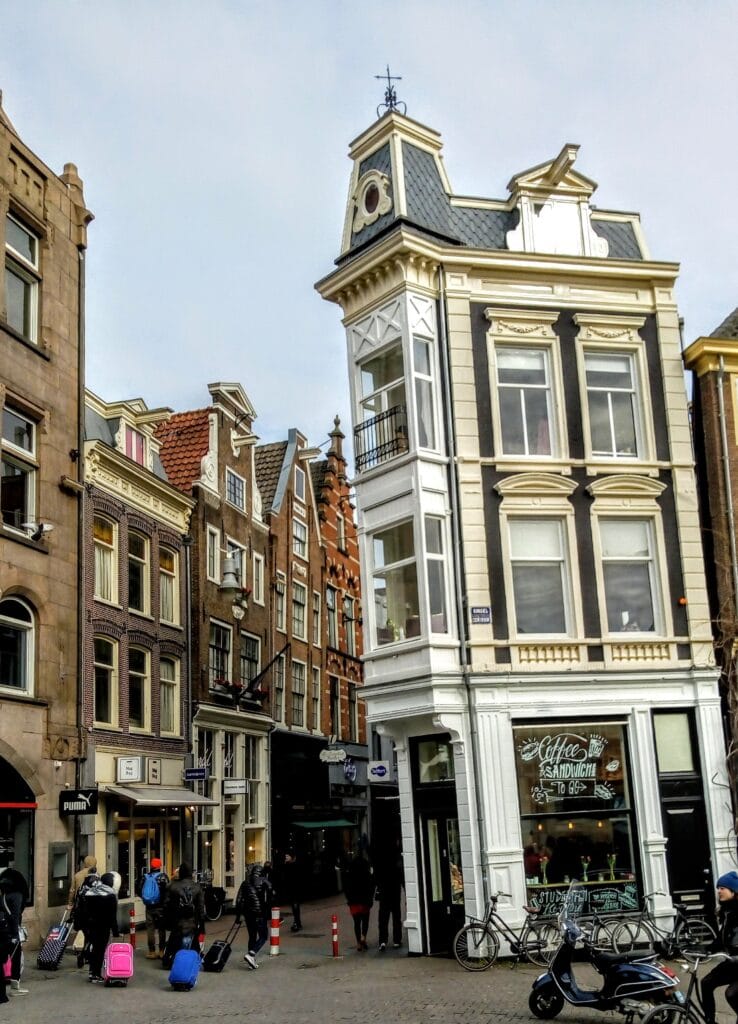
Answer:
(291, 819, 355, 829)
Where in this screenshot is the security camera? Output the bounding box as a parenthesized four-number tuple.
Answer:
(21, 522, 54, 542)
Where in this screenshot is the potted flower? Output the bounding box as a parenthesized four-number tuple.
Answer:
(580, 855, 591, 882)
(607, 853, 617, 881)
(540, 855, 549, 885)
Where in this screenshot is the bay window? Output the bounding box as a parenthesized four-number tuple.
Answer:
(425, 516, 448, 634)
(355, 341, 408, 471)
(372, 520, 419, 646)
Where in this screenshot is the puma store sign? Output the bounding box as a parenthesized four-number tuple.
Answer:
(59, 789, 99, 816)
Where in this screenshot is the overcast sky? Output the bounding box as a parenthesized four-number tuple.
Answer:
(3, 1, 737, 451)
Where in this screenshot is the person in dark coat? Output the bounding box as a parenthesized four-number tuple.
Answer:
(76, 872, 120, 982)
(162, 862, 205, 959)
(342, 852, 374, 951)
(702, 871, 738, 1024)
(235, 864, 273, 969)
(0, 868, 29, 993)
(282, 851, 302, 932)
(375, 841, 404, 951)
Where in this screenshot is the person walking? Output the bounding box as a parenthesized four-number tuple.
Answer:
(162, 863, 205, 958)
(76, 872, 120, 983)
(141, 857, 169, 959)
(700, 871, 738, 1024)
(0, 869, 28, 994)
(235, 864, 273, 969)
(375, 841, 404, 951)
(282, 851, 302, 932)
(342, 852, 374, 952)
(68, 855, 97, 908)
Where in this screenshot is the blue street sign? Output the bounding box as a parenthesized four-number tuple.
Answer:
(184, 767, 207, 781)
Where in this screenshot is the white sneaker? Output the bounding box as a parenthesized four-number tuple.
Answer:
(243, 952, 258, 970)
(10, 981, 28, 994)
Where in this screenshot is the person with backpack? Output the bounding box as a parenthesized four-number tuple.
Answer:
(76, 872, 120, 983)
(142, 857, 169, 959)
(235, 863, 273, 970)
(162, 863, 204, 962)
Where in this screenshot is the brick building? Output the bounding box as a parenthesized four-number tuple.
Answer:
(684, 313, 738, 803)
(81, 391, 195, 897)
(0, 95, 92, 938)
(156, 382, 271, 899)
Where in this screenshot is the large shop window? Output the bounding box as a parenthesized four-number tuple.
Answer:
(514, 722, 637, 895)
(0, 756, 35, 898)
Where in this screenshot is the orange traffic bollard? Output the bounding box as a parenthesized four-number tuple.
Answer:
(270, 907, 281, 956)
(331, 913, 339, 957)
(129, 906, 136, 948)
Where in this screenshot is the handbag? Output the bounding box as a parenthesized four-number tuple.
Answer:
(2, 957, 10, 980)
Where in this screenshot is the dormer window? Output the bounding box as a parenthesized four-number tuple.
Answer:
(125, 425, 145, 466)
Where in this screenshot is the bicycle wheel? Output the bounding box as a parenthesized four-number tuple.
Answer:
(640, 1004, 700, 1024)
(453, 923, 499, 971)
(525, 922, 560, 967)
(674, 917, 716, 961)
(591, 919, 618, 951)
(612, 919, 654, 954)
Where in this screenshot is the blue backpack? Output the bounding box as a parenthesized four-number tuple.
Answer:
(142, 871, 162, 906)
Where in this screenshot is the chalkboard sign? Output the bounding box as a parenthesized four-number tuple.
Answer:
(528, 881, 639, 919)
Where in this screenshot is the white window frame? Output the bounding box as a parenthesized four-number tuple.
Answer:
(294, 465, 306, 502)
(370, 517, 420, 647)
(159, 546, 179, 625)
(292, 582, 307, 640)
(336, 511, 346, 552)
(486, 309, 567, 465)
(574, 313, 654, 467)
(225, 467, 246, 511)
(93, 515, 118, 604)
(92, 635, 117, 726)
(159, 656, 180, 736)
(355, 339, 408, 471)
(1, 405, 38, 534)
(226, 538, 246, 587)
(343, 594, 356, 657)
(206, 526, 220, 583)
(326, 585, 338, 648)
(275, 572, 286, 632)
(128, 646, 151, 732)
(273, 653, 285, 723)
(252, 552, 265, 605)
(292, 517, 308, 560)
(412, 335, 438, 452)
(208, 619, 232, 687)
(124, 424, 146, 466)
(312, 591, 321, 647)
(425, 515, 449, 635)
(0, 597, 35, 696)
(348, 682, 358, 742)
(311, 666, 321, 732)
(128, 530, 150, 615)
(506, 517, 574, 637)
(4, 212, 40, 344)
(291, 659, 307, 728)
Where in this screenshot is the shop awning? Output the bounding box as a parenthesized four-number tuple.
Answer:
(105, 785, 219, 807)
(291, 818, 355, 829)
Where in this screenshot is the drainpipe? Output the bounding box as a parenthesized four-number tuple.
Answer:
(182, 533, 194, 867)
(436, 264, 489, 906)
(75, 247, 86, 865)
(717, 357, 738, 615)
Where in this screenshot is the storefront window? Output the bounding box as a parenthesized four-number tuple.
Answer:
(514, 722, 636, 890)
(417, 739, 454, 784)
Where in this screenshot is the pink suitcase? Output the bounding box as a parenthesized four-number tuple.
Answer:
(103, 941, 133, 986)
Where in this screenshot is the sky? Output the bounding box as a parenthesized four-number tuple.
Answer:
(3, 1, 738, 451)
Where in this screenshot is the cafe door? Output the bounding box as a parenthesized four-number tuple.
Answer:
(419, 812, 465, 954)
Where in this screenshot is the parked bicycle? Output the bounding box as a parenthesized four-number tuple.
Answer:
(639, 952, 730, 1024)
(453, 891, 559, 970)
(611, 892, 715, 961)
(194, 870, 227, 922)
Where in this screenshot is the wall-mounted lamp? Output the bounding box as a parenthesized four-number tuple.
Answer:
(219, 553, 242, 594)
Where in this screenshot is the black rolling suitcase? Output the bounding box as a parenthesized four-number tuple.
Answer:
(202, 919, 241, 973)
(37, 910, 73, 970)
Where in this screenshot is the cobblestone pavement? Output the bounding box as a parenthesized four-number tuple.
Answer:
(8, 897, 734, 1024)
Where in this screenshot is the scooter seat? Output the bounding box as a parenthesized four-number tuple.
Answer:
(593, 949, 658, 967)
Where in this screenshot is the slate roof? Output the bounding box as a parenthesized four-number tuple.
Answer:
(346, 138, 642, 262)
(154, 409, 210, 493)
(311, 458, 329, 498)
(711, 308, 738, 339)
(255, 442, 288, 511)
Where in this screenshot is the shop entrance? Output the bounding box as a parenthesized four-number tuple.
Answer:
(0, 757, 35, 901)
(418, 811, 465, 954)
(116, 813, 180, 898)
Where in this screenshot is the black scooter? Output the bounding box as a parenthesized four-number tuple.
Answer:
(529, 915, 681, 1021)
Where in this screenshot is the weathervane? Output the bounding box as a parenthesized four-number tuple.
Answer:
(375, 65, 406, 118)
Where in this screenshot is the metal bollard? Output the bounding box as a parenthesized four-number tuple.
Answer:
(331, 913, 339, 958)
(270, 906, 281, 956)
(129, 906, 136, 949)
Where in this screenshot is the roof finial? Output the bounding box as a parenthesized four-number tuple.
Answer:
(375, 65, 406, 118)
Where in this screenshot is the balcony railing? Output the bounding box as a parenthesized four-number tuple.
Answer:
(354, 405, 408, 472)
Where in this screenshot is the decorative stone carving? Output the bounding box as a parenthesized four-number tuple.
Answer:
(352, 169, 393, 233)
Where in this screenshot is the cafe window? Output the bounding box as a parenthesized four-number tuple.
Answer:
(514, 721, 637, 889)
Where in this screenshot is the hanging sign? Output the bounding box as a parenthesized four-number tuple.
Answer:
(59, 789, 98, 817)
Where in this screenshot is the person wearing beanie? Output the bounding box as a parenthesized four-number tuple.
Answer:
(701, 872, 738, 1024)
(162, 861, 204, 961)
(142, 856, 169, 959)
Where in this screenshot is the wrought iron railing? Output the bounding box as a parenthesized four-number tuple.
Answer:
(354, 405, 408, 471)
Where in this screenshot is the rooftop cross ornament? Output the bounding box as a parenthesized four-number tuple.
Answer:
(375, 65, 406, 118)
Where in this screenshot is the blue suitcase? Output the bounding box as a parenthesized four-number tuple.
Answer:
(168, 948, 201, 991)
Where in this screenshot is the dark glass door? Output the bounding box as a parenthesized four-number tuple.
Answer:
(419, 812, 465, 954)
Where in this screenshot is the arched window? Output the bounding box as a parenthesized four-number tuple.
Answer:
(0, 597, 34, 694)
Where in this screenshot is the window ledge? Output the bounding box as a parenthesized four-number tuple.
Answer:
(160, 620, 183, 631)
(95, 598, 122, 610)
(129, 610, 154, 622)
(1, 321, 49, 359)
(585, 460, 660, 477)
(0, 690, 47, 707)
(493, 458, 573, 475)
(93, 723, 122, 732)
(0, 525, 48, 552)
